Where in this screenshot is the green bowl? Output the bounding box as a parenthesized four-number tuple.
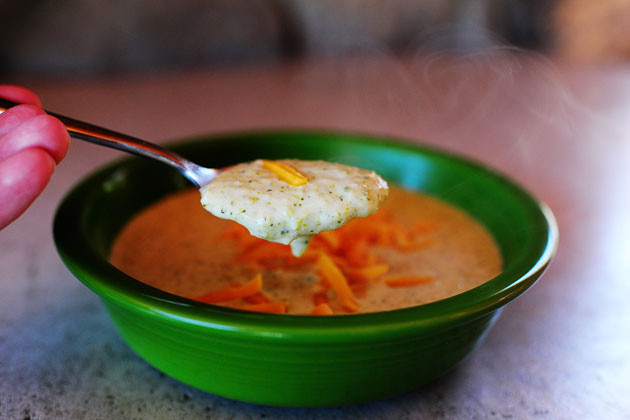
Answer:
(54, 131, 557, 407)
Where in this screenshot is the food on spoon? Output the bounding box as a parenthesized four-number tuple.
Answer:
(199, 159, 389, 257)
(110, 186, 502, 315)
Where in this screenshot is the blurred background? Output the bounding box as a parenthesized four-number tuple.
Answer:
(2, 0, 629, 79)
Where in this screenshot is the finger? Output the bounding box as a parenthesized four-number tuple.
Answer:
(0, 85, 42, 107)
(0, 114, 70, 164)
(0, 104, 46, 136)
(0, 148, 55, 229)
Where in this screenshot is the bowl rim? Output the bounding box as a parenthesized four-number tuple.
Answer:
(53, 130, 558, 341)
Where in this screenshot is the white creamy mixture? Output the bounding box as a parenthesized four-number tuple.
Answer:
(199, 159, 389, 256)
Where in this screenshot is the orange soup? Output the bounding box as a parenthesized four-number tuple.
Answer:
(110, 187, 502, 315)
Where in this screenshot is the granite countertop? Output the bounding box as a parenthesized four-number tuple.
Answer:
(1, 56, 629, 419)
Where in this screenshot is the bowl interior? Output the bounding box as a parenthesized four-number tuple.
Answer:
(54, 131, 557, 336)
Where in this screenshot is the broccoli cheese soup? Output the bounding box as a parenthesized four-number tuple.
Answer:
(110, 186, 502, 315)
(200, 159, 389, 256)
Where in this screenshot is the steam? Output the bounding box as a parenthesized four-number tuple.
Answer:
(275, 20, 630, 290)
(285, 22, 618, 198)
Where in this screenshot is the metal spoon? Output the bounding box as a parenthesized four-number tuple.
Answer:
(0, 98, 218, 188)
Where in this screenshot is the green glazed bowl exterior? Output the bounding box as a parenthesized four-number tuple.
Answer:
(53, 131, 557, 407)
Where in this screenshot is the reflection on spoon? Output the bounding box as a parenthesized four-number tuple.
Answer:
(0, 98, 388, 255)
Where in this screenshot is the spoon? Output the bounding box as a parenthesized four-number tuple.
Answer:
(1, 97, 390, 257)
(0, 98, 218, 188)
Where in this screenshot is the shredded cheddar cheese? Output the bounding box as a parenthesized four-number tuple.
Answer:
(193, 208, 440, 314)
(194, 273, 262, 304)
(262, 160, 308, 186)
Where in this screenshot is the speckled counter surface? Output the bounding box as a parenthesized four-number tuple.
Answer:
(2, 57, 629, 419)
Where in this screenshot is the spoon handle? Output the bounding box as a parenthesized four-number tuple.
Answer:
(0, 98, 217, 187)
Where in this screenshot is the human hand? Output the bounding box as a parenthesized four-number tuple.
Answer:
(0, 85, 70, 229)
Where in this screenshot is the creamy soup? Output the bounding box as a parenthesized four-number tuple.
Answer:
(110, 187, 502, 315)
(200, 159, 388, 256)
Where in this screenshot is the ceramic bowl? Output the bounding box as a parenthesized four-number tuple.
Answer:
(54, 131, 557, 407)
